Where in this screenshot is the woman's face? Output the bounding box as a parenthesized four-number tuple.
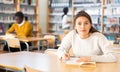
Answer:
(75, 16, 91, 38)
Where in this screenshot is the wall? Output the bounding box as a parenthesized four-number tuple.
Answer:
(39, 0, 47, 33)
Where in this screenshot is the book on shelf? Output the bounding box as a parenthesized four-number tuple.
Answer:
(65, 58, 96, 67)
(0, 23, 4, 33)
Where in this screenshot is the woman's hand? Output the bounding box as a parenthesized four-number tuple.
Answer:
(61, 53, 70, 61)
(76, 56, 91, 62)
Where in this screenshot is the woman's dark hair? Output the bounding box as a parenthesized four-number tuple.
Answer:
(73, 10, 99, 33)
(15, 11, 24, 19)
(62, 7, 68, 18)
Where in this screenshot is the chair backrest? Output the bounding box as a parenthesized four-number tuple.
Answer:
(6, 38, 21, 51)
(44, 35, 56, 48)
(44, 48, 74, 56)
(24, 66, 41, 72)
(58, 30, 71, 42)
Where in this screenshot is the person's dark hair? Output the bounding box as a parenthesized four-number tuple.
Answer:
(15, 11, 24, 19)
(74, 10, 99, 33)
(62, 7, 68, 18)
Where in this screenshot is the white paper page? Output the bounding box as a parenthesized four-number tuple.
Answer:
(65, 57, 96, 67)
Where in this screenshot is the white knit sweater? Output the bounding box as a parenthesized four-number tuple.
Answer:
(57, 30, 117, 62)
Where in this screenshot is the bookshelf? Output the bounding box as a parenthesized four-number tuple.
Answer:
(103, 0, 120, 41)
(0, 0, 40, 37)
(0, 0, 16, 34)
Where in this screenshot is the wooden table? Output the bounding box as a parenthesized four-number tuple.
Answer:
(0, 35, 50, 42)
(18, 37, 50, 42)
(0, 35, 50, 51)
(19, 37, 50, 50)
(0, 51, 120, 72)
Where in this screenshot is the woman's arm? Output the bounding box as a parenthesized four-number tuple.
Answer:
(57, 31, 72, 59)
(91, 35, 117, 62)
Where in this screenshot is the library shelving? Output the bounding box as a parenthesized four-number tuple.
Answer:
(0, 0, 40, 37)
(0, 0, 16, 34)
(103, 0, 120, 40)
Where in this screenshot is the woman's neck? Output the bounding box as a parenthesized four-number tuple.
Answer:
(79, 33, 91, 39)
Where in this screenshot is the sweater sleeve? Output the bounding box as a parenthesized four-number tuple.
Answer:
(6, 24, 15, 34)
(57, 31, 72, 59)
(91, 35, 118, 62)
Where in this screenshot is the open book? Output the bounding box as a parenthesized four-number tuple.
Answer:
(65, 58, 96, 67)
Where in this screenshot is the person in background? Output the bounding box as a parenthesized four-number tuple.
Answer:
(57, 10, 117, 62)
(25, 16, 28, 21)
(62, 7, 71, 30)
(3, 11, 33, 52)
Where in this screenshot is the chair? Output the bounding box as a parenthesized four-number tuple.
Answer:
(6, 38, 29, 52)
(24, 65, 42, 72)
(38, 34, 56, 51)
(45, 48, 74, 56)
(43, 34, 56, 49)
(6, 38, 21, 52)
(44, 49, 57, 55)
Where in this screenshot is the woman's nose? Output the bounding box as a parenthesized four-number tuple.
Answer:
(81, 24, 85, 28)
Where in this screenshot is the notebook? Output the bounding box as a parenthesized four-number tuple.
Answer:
(65, 58, 96, 67)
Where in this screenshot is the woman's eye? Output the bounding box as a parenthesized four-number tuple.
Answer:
(77, 23, 81, 25)
(85, 22, 88, 25)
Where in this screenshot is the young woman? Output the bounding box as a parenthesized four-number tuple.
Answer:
(57, 10, 117, 62)
(62, 7, 71, 30)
